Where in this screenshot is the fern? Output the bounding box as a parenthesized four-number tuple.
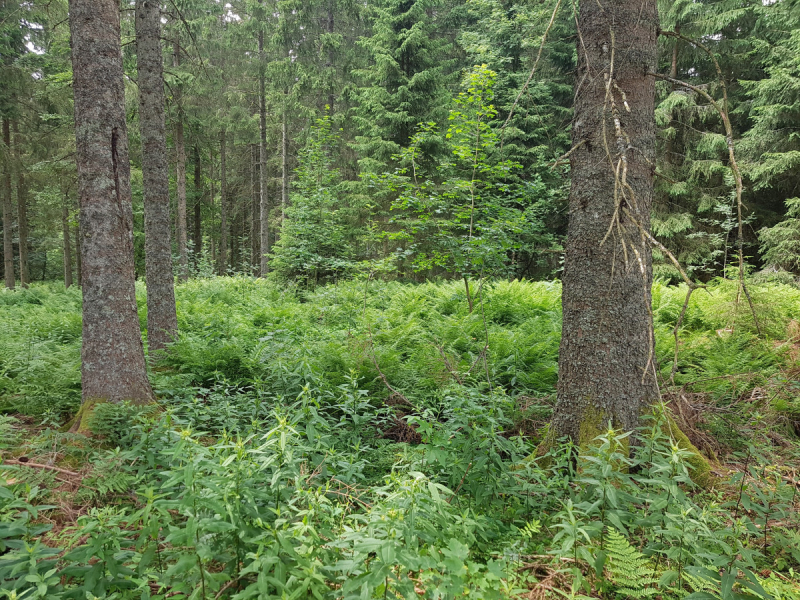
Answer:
(681, 568, 723, 599)
(605, 528, 659, 598)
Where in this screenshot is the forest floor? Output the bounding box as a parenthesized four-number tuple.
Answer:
(1, 277, 799, 599)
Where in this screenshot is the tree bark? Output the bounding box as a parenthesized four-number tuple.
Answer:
(551, 0, 659, 442)
(281, 92, 288, 223)
(218, 129, 228, 275)
(250, 142, 259, 274)
(68, 0, 154, 424)
(74, 220, 82, 285)
(12, 122, 29, 287)
(327, 0, 335, 112)
(193, 143, 202, 261)
(173, 38, 188, 280)
(258, 29, 269, 276)
(2, 117, 14, 290)
(62, 201, 73, 288)
(136, 0, 178, 352)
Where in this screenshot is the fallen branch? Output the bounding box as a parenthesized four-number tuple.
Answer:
(2, 460, 80, 477)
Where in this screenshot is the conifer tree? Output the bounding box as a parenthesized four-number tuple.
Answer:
(550, 0, 660, 440)
(136, 0, 178, 352)
(68, 0, 154, 427)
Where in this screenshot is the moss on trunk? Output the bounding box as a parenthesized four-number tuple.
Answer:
(532, 406, 713, 488)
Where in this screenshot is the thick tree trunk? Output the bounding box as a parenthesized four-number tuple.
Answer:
(136, 0, 178, 352)
(173, 39, 188, 281)
(12, 122, 29, 287)
(551, 0, 659, 442)
(62, 201, 73, 288)
(219, 129, 228, 275)
(258, 30, 269, 276)
(68, 0, 154, 424)
(2, 118, 14, 290)
(193, 143, 202, 260)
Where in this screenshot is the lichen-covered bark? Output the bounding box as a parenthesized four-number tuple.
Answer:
(68, 0, 154, 418)
(2, 117, 14, 290)
(552, 0, 659, 438)
(136, 0, 178, 353)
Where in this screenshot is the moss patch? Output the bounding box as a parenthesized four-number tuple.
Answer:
(67, 398, 104, 435)
(530, 405, 714, 488)
(662, 413, 713, 488)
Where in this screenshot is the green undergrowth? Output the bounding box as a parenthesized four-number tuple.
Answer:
(1, 276, 799, 598)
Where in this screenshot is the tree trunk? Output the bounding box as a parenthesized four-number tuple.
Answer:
(250, 142, 259, 274)
(68, 0, 154, 427)
(62, 201, 73, 288)
(281, 93, 288, 223)
(193, 143, 202, 261)
(74, 220, 82, 285)
(173, 38, 188, 281)
(258, 30, 270, 276)
(2, 118, 14, 290)
(136, 0, 178, 352)
(327, 0, 335, 111)
(551, 0, 659, 442)
(219, 129, 228, 275)
(12, 122, 29, 287)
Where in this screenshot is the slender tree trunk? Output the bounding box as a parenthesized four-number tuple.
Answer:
(12, 122, 29, 287)
(259, 30, 270, 276)
(219, 129, 228, 275)
(2, 118, 14, 290)
(68, 0, 154, 426)
(327, 0, 335, 111)
(173, 39, 188, 280)
(551, 0, 659, 441)
(62, 201, 73, 288)
(281, 93, 288, 223)
(208, 149, 216, 265)
(193, 143, 202, 261)
(74, 220, 82, 285)
(250, 142, 259, 273)
(136, 0, 178, 351)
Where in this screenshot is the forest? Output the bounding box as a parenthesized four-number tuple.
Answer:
(1, 0, 800, 597)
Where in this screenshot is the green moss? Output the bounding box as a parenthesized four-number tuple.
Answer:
(529, 405, 713, 488)
(67, 398, 104, 435)
(662, 413, 713, 488)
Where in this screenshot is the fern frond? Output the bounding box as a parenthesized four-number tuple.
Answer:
(605, 528, 659, 598)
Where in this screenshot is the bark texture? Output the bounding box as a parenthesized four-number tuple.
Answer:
(552, 0, 659, 441)
(69, 0, 154, 414)
(173, 39, 188, 280)
(2, 118, 14, 290)
(136, 0, 178, 352)
(218, 129, 228, 274)
(13, 122, 29, 287)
